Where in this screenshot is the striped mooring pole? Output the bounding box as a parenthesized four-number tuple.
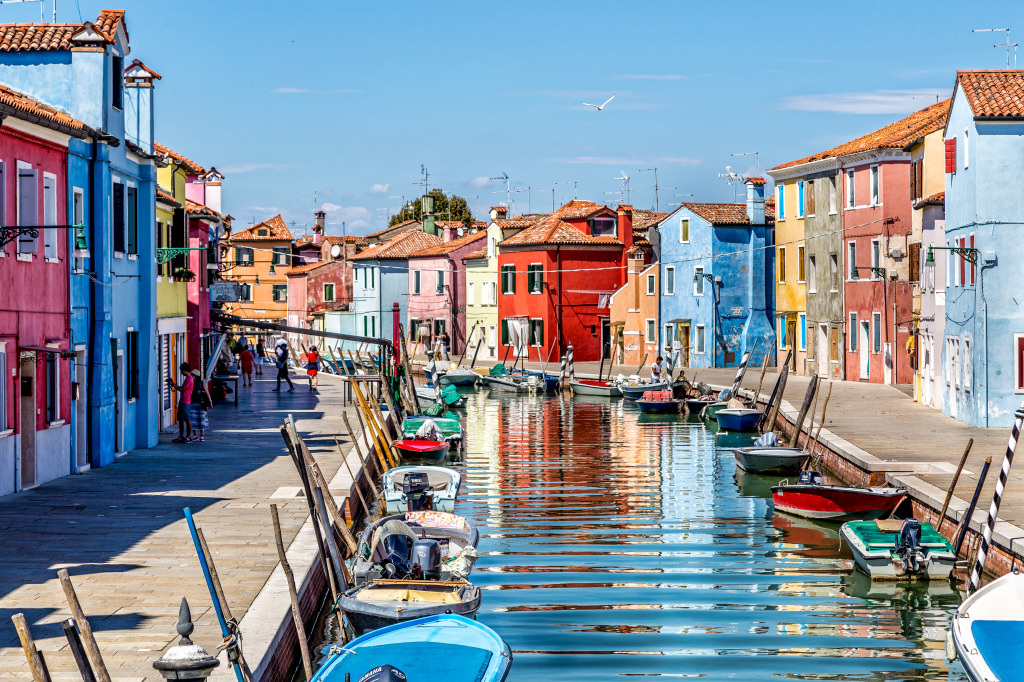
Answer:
(730, 351, 751, 397)
(567, 345, 575, 381)
(558, 354, 567, 389)
(968, 404, 1024, 594)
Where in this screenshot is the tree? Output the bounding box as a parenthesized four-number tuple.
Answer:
(389, 189, 473, 228)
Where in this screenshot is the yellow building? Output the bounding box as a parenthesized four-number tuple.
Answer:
(223, 215, 295, 327)
(772, 181, 806, 373)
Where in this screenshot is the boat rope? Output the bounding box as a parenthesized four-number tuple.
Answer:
(969, 404, 1024, 594)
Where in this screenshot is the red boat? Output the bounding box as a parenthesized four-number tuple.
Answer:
(393, 439, 450, 461)
(771, 471, 906, 521)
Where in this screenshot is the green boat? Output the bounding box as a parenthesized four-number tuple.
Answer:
(840, 519, 957, 581)
(402, 416, 464, 444)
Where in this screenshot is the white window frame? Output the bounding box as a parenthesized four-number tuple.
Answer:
(435, 269, 445, 295)
(467, 280, 475, 306)
(46, 352, 60, 424)
(412, 270, 421, 295)
(964, 336, 972, 392)
(807, 255, 817, 293)
(869, 164, 879, 205)
(828, 175, 837, 214)
(953, 337, 961, 390)
(679, 218, 689, 243)
(17, 161, 38, 257)
(872, 312, 881, 354)
(528, 262, 543, 294)
(72, 186, 85, 272)
(694, 265, 705, 296)
(529, 317, 543, 347)
(43, 171, 58, 260)
(846, 169, 855, 208)
(694, 324, 706, 354)
(664, 266, 675, 295)
(645, 318, 656, 343)
(645, 274, 655, 295)
(849, 312, 858, 351)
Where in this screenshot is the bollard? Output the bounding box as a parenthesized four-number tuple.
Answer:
(567, 345, 575, 381)
(152, 598, 220, 680)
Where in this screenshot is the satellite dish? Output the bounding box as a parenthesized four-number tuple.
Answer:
(330, 244, 342, 258)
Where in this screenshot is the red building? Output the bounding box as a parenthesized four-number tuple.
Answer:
(497, 200, 640, 363)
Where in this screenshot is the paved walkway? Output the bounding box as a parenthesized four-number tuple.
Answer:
(0, 369, 365, 681)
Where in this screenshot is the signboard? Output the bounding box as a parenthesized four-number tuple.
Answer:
(210, 281, 242, 303)
(731, 306, 744, 316)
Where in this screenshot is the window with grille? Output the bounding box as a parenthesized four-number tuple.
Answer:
(272, 284, 287, 302)
(527, 264, 544, 293)
(126, 331, 139, 401)
(501, 265, 516, 294)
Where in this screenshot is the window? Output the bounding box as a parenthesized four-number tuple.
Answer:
(680, 218, 689, 243)
(779, 318, 788, 349)
(645, 319, 656, 343)
(590, 216, 616, 238)
(45, 354, 59, 422)
(871, 239, 880, 279)
(18, 166, 38, 254)
(435, 269, 445, 294)
(846, 170, 855, 208)
(872, 312, 881, 353)
(963, 130, 969, 169)
(527, 264, 544, 293)
(695, 325, 706, 354)
(235, 247, 254, 265)
(778, 247, 787, 283)
(797, 245, 805, 283)
(1015, 335, 1024, 392)
(112, 180, 125, 253)
(808, 255, 817, 293)
(370, 267, 375, 289)
(964, 337, 972, 392)
(848, 242, 858, 279)
(797, 181, 804, 218)
(433, 319, 446, 336)
(43, 174, 57, 259)
(799, 314, 806, 351)
(501, 265, 516, 294)
(324, 283, 335, 301)
(362, 315, 377, 337)
(239, 283, 252, 302)
(126, 185, 138, 255)
(694, 266, 706, 295)
(870, 165, 879, 205)
(806, 179, 815, 216)
(488, 238, 496, 258)
(830, 254, 838, 291)
(467, 281, 474, 305)
(112, 54, 123, 110)
(273, 246, 290, 266)
(828, 175, 837, 214)
(126, 331, 139, 401)
(777, 184, 785, 221)
(272, 284, 287, 302)
(482, 281, 496, 305)
(412, 270, 421, 294)
(911, 160, 922, 201)
(646, 274, 655, 295)
(529, 318, 544, 347)
(664, 266, 675, 295)
(72, 188, 85, 272)
(849, 313, 858, 351)
(0, 350, 5, 430)
(945, 138, 957, 174)
(500, 318, 509, 345)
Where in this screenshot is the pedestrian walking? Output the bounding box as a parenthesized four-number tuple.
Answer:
(166, 362, 194, 443)
(304, 345, 321, 392)
(273, 338, 294, 392)
(189, 369, 212, 441)
(254, 339, 265, 375)
(239, 345, 255, 386)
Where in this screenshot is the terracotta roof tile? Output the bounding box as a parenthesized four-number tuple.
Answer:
(154, 142, 205, 175)
(464, 247, 487, 260)
(410, 230, 486, 257)
(286, 260, 334, 275)
(186, 200, 222, 219)
(493, 216, 535, 229)
(501, 213, 621, 247)
(0, 82, 85, 131)
(917, 191, 945, 206)
(553, 199, 607, 220)
(156, 188, 179, 207)
(956, 70, 1024, 118)
(765, 196, 776, 221)
(94, 10, 125, 42)
(352, 229, 441, 261)
(367, 219, 418, 239)
(746, 177, 766, 185)
(632, 210, 669, 231)
(0, 24, 82, 51)
(229, 215, 292, 242)
(772, 99, 951, 171)
(680, 202, 773, 226)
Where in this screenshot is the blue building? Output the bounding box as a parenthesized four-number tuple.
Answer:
(0, 10, 159, 466)
(350, 223, 439, 344)
(657, 178, 775, 369)
(942, 70, 1024, 427)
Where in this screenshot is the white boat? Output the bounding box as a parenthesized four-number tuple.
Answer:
(569, 379, 622, 397)
(479, 374, 529, 392)
(619, 381, 668, 400)
(840, 519, 957, 581)
(440, 367, 480, 386)
(382, 465, 461, 514)
(949, 570, 1024, 681)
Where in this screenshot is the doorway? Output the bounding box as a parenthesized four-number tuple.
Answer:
(677, 322, 691, 368)
(786, 318, 797, 370)
(19, 355, 36, 489)
(860, 321, 870, 379)
(111, 339, 124, 455)
(75, 348, 87, 469)
(817, 324, 828, 377)
(600, 319, 611, 362)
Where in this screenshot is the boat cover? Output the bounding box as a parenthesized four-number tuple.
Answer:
(415, 419, 443, 441)
(489, 364, 506, 377)
(356, 588, 463, 604)
(642, 391, 672, 401)
(754, 432, 779, 447)
(971, 620, 1023, 681)
(407, 510, 468, 529)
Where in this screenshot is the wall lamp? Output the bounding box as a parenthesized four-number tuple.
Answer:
(694, 272, 722, 286)
(926, 245, 979, 264)
(852, 266, 887, 279)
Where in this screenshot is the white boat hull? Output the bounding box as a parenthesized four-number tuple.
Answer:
(950, 571, 1024, 682)
(569, 381, 622, 397)
(440, 369, 479, 386)
(840, 524, 956, 580)
(480, 375, 528, 392)
(382, 465, 460, 515)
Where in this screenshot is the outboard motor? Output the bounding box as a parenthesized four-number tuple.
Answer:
(893, 518, 927, 576)
(359, 665, 408, 682)
(798, 470, 824, 486)
(403, 472, 433, 512)
(412, 538, 442, 580)
(378, 521, 417, 579)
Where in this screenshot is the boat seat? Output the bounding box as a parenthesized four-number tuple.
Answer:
(357, 588, 463, 604)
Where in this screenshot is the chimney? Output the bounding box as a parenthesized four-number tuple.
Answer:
(489, 205, 507, 221)
(746, 177, 766, 225)
(421, 195, 436, 236)
(617, 204, 634, 253)
(313, 210, 325, 244)
(203, 167, 224, 214)
(442, 222, 458, 243)
(123, 59, 161, 154)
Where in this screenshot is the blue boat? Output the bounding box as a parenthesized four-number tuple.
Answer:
(715, 408, 763, 432)
(311, 614, 512, 682)
(510, 369, 559, 391)
(950, 570, 1024, 682)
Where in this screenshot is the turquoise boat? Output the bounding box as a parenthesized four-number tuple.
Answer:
(311, 614, 512, 682)
(402, 416, 463, 442)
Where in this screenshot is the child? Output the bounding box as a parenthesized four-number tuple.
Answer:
(305, 345, 321, 392)
(239, 345, 254, 386)
(189, 369, 212, 442)
(166, 362, 194, 443)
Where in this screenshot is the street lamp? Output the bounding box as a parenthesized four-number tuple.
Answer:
(926, 245, 979, 264)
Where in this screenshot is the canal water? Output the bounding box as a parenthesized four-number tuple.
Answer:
(313, 390, 967, 680)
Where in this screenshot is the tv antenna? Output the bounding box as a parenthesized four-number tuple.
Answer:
(613, 170, 631, 205)
(490, 172, 510, 213)
(512, 185, 531, 214)
(973, 28, 1017, 68)
(556, 180, 578, 203)
(638, 168, 659, 210)
(718, 165, 746, 201)
(731, 152, 760, 177)
(420, 165, 430, 197)
(0, 0, 53, 21)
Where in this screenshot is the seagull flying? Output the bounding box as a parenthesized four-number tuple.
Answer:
(582, 94, 615, 111)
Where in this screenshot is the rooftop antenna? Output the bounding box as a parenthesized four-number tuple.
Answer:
(512, 185, 531, 214)
(420, 165, 430, 197)
(489, 172, 510, 212)
(638, 168, 659, 211)
(717, 165, 745, 201)
(0, 0, 45, 21)
(613, 170, 631, 204)
(973, 27, 1017, 68)
(556, 180, 577, 203)
(731, 152, 760, 177)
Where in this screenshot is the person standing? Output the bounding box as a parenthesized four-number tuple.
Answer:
(189, 369, 212, 441)
(305, 345, 321, 392)
(651, 356, 664, 383)
(273, 339, 294, 392)
(239, 345, 255, 386)
(167, 362, 194, 443)
(254, 339, 265, 375)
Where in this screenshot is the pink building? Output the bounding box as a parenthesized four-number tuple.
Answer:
(407, 226, 486, 355)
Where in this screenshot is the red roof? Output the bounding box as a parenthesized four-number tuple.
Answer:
(186, 200, 222, 220)
(230, 215, 292, 242)
(554, 199, 608, 220)
(746, 177, 766, 185)
(0, 10, 124, 52)
(493, 216, 535, 229)
(286, 260, 334, 275)
(410, 230, 486, 258)
(917, 191, 945, 206)
(155, 142, 205, 175)
(352, 229, 441, 261)
(632, 210, 669, 232)
(367, 219, 418, 239)
(681, 202, 773, 226)
(772, 99, 951, 171)
(156, 188, 179, 207)
(956, 70, 1024, 119)
(94, 9, 126, 41)
(0, 82, 86, 132)
(500, 213, 621, 247)
(463, 247, 487, 260)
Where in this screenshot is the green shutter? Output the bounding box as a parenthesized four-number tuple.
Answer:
(501, 267, 507, 294)
(536, 266, 544, 292)
(527, 266, 534, 293)
(509, 266, 515, 293)
(501, 319, 508, 345)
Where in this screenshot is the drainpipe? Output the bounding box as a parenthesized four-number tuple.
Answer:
(980, 255, 995, 427)
(86, 137, 99, 466)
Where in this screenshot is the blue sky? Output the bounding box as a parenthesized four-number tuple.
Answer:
(8, 1, 1020, 235)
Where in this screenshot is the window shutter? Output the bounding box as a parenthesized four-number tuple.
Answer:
(909, 242, 921, 282)
(945, 139, 957, 174)
(910, 162, 917, 201)
(509, 266, 515, 293)
(113, 182, 125, 252)
(526, 266, 534, 292)
(501, 319, 508, 345)
(126, 185, 137, 255)
(537, 267, 544, 291)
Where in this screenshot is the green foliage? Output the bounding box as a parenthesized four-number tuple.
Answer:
(389, 189, 473, 228)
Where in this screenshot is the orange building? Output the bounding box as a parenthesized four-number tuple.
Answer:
(223, 215, 295, 327)
(610, 251, 661, 370)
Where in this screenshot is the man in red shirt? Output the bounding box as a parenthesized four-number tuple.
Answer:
(167, 362, 194, 443)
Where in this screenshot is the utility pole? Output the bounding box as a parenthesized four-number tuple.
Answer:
(639, 168, 659, 211)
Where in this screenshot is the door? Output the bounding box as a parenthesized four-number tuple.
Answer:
(111, 340, 124, 454)
(786, 318, 797, 369)
(19, 356, 36, 489)
(600, 319, 612, 362)
(860, 321, 870, 379)
(160, 335, 173, 429)
(817, 324, 828, 377)
(677, 323, 690, 368)
(75, 350, 87, 469)
(487, 325, 496, 358)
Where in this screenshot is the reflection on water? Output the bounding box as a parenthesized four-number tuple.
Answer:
(457, 391, 965, 681)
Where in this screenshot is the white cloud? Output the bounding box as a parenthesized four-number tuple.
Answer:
(546, 155, 701, 166)
(221, 162, 290, 174)
(318, 203, 374, 233)
(779, 89, 947, 114)
(612, 74, 685, 80)
(469, 176, 492, 188)
(368, 183, 390, 195)
(271, 87, 361, 94)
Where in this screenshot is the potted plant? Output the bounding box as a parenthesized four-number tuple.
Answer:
(173, 267, 196, 282)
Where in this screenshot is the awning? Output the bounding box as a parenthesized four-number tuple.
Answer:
(20, 345, 76, 361)
(665, 318, 691, 324)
